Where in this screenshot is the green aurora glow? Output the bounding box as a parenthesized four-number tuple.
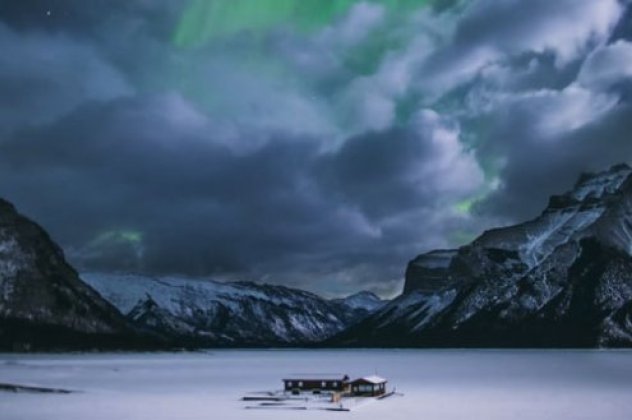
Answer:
(172, 0, 492, 223)
(90, 230, 144, 248)
(171, 0, 442, 120)
(173, 0, 436, 47)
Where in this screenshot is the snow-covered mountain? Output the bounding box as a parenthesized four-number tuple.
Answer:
(0, 199, 152, 351)
(331, 291, 387, 321)
(333, 164, 632, 347)
(333, 291, 386, 311)
(82, 273, 381, 346)
(0, 195, 386, 350)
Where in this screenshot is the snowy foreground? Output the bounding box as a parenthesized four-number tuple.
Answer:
(1, 350, 632, 420)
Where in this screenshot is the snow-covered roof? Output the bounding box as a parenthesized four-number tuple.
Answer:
(354, 375, 387, 384)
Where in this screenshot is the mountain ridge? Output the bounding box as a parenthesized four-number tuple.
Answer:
(4, 163, 632, 349)
(0, 194, 387, 350)
(81, 272, 386, 346)
(331, 163, 632, 348)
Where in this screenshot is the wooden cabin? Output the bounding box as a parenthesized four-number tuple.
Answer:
(282, 374, 350, 394)
(350, 375, 387, 397)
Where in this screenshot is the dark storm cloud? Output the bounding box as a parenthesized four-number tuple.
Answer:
(0, 23, 131, 130)
(413, 0, 630, 225)
(0, 92, 480, 296)
(318, 112, 481, 220)
(0, 1, 182, 96)
(0, 0, 178, 37)
(419, 0, 622, 98)
(454, 0, 617, 53)
(2, 0, 632, 297)
(320, 128, 428, 219)
(478, 84, 632, 222)
(462, 35, 632, 222)
(611, 1, 632, 41)
(0, 94, 326, 271)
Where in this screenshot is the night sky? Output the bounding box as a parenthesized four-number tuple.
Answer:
(1, 0, 632, 297)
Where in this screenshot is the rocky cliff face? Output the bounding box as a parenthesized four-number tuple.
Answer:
(403, 250, 459, 294)
(0, 199, 153, 351)
(333, 164, 632, 347)
(82, 273, 384, 346)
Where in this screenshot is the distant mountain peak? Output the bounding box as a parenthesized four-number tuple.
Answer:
(332, 290, 386, 312)
(574, 163, 631, 188)
(567, 163, 631, 203)
(345, 290, 380, 300)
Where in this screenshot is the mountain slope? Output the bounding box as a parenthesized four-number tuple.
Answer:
(82, 273, 377, 346)
(0, 199, 155, 351)
(331, 291, 387, 322)
(333, 164, 632, 347)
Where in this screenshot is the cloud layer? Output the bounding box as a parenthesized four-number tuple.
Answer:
(1, 0, 631, 297)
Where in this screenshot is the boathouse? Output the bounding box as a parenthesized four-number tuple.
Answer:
(282, 374, 350, 394)
(350, 375, 387, 397)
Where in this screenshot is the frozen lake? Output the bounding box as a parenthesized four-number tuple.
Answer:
(1, 350, 631, 419)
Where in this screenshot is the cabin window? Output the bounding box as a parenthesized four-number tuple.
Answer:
(298, 381, 303, 387)
(288, 381, 293, 387)
(333, 381, 338, 387)
(321, 381, 326, 388)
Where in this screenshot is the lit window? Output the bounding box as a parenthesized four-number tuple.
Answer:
(298, 381, 303, 387)
(321, 381, 326, 388)
(333, 381, 338, 387)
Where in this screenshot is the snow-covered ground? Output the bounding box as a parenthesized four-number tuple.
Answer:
(1, 350, 632, 420)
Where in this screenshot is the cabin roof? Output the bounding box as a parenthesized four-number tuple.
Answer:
(282, 373, 348, 381)
(352, 375, 387, 384)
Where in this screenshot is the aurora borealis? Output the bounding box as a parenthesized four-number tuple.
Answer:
(1, 0, 632, 296)
(173, 0, 438, 47)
